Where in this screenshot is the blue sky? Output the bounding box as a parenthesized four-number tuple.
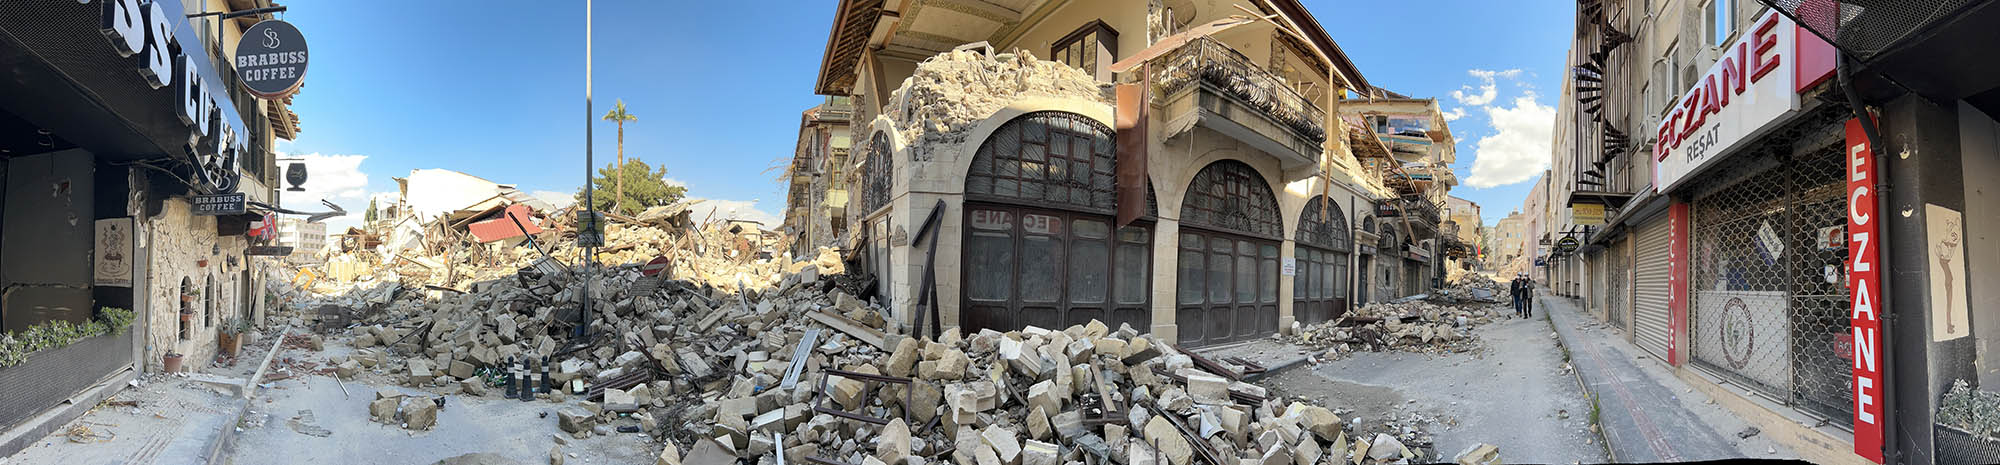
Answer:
(277, 0, 1571, 230)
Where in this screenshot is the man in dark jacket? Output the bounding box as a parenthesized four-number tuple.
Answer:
(1509, 274, 1526, 318)
(1520, 274, 1535, 318)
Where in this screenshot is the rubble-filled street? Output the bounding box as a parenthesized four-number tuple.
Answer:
(5, 1, 1982, 465)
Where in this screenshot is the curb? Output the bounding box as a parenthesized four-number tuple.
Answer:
(1539, 295, 1618, 462)
(201, 397, 252, 464)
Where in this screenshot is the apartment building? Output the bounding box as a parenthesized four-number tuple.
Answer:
(810, 0, 1455, 347)
(1554, 1, 2000, 463)
(783, 96, 856, 255)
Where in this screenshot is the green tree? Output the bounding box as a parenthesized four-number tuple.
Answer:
(577, 159, 685, 216)
(602, 100, 638, 213)
(364, 198, 378, 223)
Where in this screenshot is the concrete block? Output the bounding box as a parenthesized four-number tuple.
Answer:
(878, 418, 911, 465)
(981, 425, 1022, 464)
(1144, 416, 1193, 465)
(1185, 373, 1230, 404)
(1021, 440, 1059, 465)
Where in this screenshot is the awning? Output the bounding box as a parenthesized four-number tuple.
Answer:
(1108, 17, 1272, 73)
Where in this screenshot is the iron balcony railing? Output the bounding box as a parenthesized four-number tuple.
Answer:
(1150, 37, 1327, 143)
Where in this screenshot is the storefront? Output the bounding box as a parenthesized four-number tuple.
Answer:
(960, 112, 1153, 334)
(0, 0, 284, 446)
(1175, 160, 1282, 347)
(1291, 196, 1350, 325)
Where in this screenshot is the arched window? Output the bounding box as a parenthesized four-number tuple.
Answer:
(1294, 196, 1351, 325)
(859, 132, 893, 215)
(961, 111, 1152, 334)
(1177, 160, 1281, 347)
(965, 112, 1119, 214)
(1181, 160, 1281, 239)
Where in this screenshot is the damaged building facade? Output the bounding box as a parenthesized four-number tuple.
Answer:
(784, 96, 857, 255)
(807, 0, 1456, 347)
(0, 0, 301, 454)
(1550, 1, 2000, 464)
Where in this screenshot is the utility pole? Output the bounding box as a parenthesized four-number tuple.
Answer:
(578, 0, 595, 339)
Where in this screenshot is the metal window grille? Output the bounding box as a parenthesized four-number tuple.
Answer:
(965, 112, 1120, 215)
(1181, 160, 1282, 239)
(1688, 108, 1853, 423)
(1295, 196, 1350, 252)
(1607, 238, 1629, 331)
(859, 132, 893, 216)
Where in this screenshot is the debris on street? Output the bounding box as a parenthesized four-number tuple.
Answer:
(1288, 275, 1507, 360)
(251, 201, 1503, 465)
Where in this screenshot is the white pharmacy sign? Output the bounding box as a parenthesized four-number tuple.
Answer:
(1652, 11, 1802, 192)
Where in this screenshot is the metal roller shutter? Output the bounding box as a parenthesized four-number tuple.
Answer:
(1632, 216, 1671, 360)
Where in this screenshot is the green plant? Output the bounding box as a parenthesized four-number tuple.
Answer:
(220, 316, 248, 336)
(0, 316, 114, 369)
(100, 307, 136, 335)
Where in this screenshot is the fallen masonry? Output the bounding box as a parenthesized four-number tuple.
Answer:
(268, 215, 1499, 465)
(1286, 274, 1508, 360)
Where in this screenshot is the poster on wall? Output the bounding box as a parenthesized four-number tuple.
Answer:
(1927, 204, 1969, 342)
(94, 218, 134, 287)
(1693, 290, 1791, 391)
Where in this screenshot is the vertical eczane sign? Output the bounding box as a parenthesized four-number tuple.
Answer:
(1668, 200, 1690, 366)
(1845, 118, 1885, 463)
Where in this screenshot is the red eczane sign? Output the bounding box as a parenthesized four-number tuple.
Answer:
(1846, 118, 1885, 463)
(1667, 200, 1690, 365)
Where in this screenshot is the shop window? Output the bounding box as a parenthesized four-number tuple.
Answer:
(961, 111, 1152, 333)
(1177, 160, 1282, 346)
(1052, 21, 1118, 81)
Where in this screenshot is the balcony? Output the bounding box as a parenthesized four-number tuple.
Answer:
(1149, 37, 1327, 174)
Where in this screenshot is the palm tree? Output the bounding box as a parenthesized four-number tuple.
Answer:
(602, 100, 638, 213)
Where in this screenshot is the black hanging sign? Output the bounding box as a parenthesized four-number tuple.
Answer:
(234, 20, 309, 98)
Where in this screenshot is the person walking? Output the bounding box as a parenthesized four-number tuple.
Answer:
(1521, 274, 1535, 318)
(1509, 274, 1526, 318)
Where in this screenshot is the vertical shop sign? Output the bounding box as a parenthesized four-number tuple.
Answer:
(1845, 118, 1884, 463)
(1668, 200, 1690, 365)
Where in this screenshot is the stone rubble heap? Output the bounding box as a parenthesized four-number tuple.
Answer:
(274, 217, 1500, 465)
(886, 48, 1107, 150)
(1287, 273, 1510, 360)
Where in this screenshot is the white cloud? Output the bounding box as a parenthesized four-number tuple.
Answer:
(1441, 107, 1467, 121)
(1464, 92, 1555, 188)
(1450, 69, 1522, 107)
(663, 178, 688, 188)
(277, 153, 371, 230)
(686, 198, 781, 227)
(532, 190, 577, 209)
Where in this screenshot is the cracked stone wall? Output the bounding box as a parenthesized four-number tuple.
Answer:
(141, 197, 248, 371)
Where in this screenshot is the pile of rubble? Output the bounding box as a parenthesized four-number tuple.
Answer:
(886, 48, 1106, 151)
(1427, 273, 1503, 305)
(270, 205, 1504, 465)
(1288, 300, 1498, 358)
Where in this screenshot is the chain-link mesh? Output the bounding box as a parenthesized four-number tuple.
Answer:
(1762, 0, 1982, 63)
(1608, 239, 1628, 331)
(1688, 106, 1853, 424)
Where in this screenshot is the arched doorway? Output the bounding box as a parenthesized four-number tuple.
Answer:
(1377, 221, 1401, 300)
(857, 132, 894, 304)
(1293, 196, 1350, 325)
(1176, 160, 1281, 347)
(960, 111, 1153, 333)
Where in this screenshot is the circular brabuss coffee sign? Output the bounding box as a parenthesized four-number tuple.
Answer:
(234, 20, 308, 99)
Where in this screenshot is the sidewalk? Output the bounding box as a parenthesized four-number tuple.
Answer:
(1538, 291, 1796, 461)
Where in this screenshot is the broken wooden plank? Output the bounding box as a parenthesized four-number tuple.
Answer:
(806, 310, 890, 350)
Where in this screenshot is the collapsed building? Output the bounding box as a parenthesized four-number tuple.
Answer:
(801, 0, 1460, 348)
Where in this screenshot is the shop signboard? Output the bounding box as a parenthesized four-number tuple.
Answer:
(193, 193, 246, 216)
(234, 20, 310, 99)
(1573, 203, 1605, 226)
(99, 0, 250, 194)
(1845, 118, 1884, 463)
(1654, 11, 1820, 193)
(1556, 236, 1580, 254)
